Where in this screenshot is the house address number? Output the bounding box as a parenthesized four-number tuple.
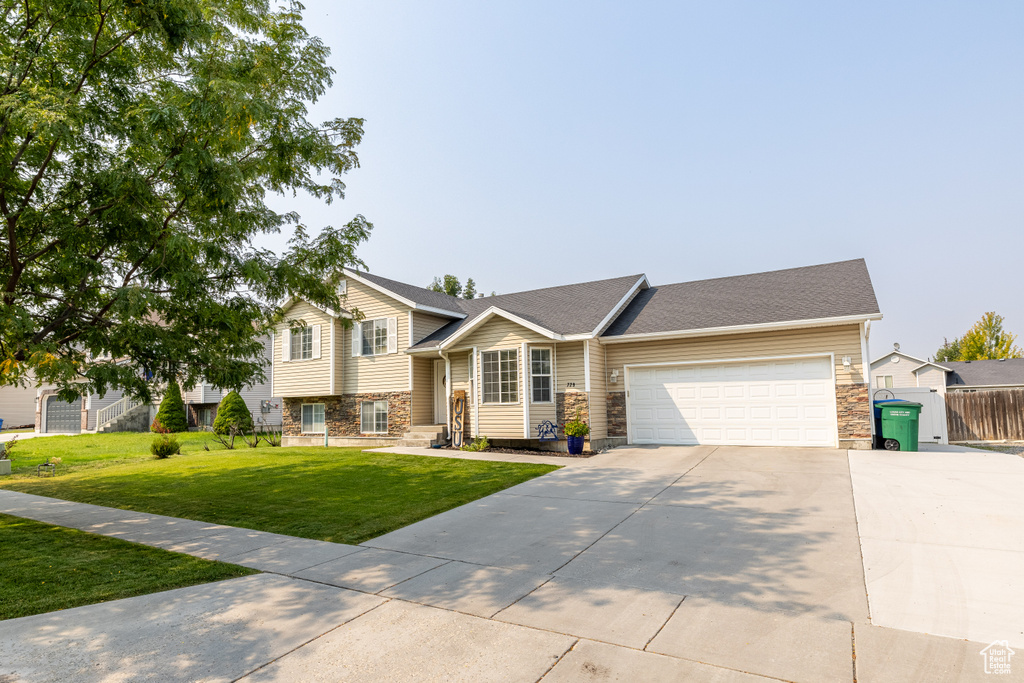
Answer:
(565, 382, 576, 388)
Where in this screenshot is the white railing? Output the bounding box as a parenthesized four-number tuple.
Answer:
(96, 396, 144, 429)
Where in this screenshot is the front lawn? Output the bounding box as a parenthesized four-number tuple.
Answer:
(0, 514, 256, 621)
(1, 444, 557, 544)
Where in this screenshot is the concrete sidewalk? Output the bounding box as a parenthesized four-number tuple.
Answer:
(2, 445, 1019, 682)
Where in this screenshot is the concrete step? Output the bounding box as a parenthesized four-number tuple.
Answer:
(404, 431, 445, 441)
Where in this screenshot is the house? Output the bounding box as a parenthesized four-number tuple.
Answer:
(870, 347, 950, 394)
(945, 358, 1024, 392)
(273, 258, 881, 450)
(0, 384, 38, 430)
(34, 335, 282, 434)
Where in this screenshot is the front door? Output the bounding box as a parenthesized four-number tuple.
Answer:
(434, 359, 447, 424)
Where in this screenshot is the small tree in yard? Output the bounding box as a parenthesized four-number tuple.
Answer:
(153, 383, 188, 433)
(213, 391, 254, 436)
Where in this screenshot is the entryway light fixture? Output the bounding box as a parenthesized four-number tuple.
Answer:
(842, 356, 852, 371)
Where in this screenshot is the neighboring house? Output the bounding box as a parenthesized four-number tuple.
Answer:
(273, 259, 882, 450)
(944, 358, 1024, 392)
(0, 384, 39, 429)
(34, 335, 282, 434)
(870, 348, 950, 394)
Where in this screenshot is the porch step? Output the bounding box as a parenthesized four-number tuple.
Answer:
(399, 425, 448, 448)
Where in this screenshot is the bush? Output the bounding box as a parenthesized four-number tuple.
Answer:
(151, 416, 170, 434)
(151, 436, 180, 458)
(461, 436, 489, 452)
(153, 382, 188, 433)
(213, 390, 254, 435)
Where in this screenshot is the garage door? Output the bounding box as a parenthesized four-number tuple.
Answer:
(627, 357, 837, 447)
(45, 396, 82, 433)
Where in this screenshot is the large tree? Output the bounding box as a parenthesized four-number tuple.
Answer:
(0, 0, 368, 401)
(934, 312, 1022, 361)
(428, 274, 478, 300)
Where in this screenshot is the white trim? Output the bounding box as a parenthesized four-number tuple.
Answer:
(439, 307, 563, 349)
(343, 269, 466, 319)
(329, 322, 336, 394)
(588, 275, 649, 337)
(522, 342, 529, 438)
(528, 346, 555, 405)
(602, 313, 882, 345)
(444, 353, 452, 433)
(583, 341, 591, 393)
(300, 402, 326, 435)
(359, 399, 389, 434)
(408, 311, 414, 348)
(860, 322, 872, 438)
(479, 346, 521, 404)
(624, 352, 839, 448)
(552, 345, 557, 405)
(280, 296, 345, 319)
(947, 383, 1024, 390)
(408, 355, 413, 392)
(472, 347, 480, 436)
(909, 360, 952, 373)
(870, 349, 933, 367)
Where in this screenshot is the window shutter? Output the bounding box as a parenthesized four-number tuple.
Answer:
(281, 330, 290, 362)
(387, 317, 398, 354)
(351, 322, 362, 357)
(312, 325, 321, 359)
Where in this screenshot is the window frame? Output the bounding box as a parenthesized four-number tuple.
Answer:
(482, 348, 519, 404)
(361, 318, 389, 356)
(360, 400, 388, 434)
(290, 327, 314, 361)
(530, 347, 553, 404)
(875, 375, 894, 389)
(301, 403, 325, 434)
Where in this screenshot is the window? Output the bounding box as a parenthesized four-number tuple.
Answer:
(199, 407, 214, 428)
(876, 375, 893, 389)
(482, 349, 518, 403)
(531, 348, 552, 403)
(361, 318, 389, 356)
(291, 327, 313, 360)
(301, 403, 325, 433)
(360, 400, 388, 433)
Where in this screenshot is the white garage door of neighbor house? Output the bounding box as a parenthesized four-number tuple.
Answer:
(627, 357, 838, 448)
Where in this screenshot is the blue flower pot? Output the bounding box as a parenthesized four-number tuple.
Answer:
(566, 435, 585, 455)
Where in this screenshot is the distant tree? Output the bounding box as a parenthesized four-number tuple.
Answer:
(934, 313, 1022, 361)
(213, 391, 254, 435)
(428, 275, 480, 299)
(153, 382, 188, 433)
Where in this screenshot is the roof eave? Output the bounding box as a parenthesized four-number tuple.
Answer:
(343, 269, 467, 319)
(589, 275, 650, 338)
(437, 307, 567, 350)
(600, 312, 883, 345)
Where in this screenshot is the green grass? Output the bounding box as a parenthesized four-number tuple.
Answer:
(0, 438, 558, 544)
(0, 513, 257, 620)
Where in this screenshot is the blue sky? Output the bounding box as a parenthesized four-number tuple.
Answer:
(263, 1, 1024, 361)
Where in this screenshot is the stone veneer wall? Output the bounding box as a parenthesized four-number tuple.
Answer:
(556, 392, 590, 442)
(283, 392, 411, 438)
(836, 383, 872, 442)
(606, 392, 626, 437)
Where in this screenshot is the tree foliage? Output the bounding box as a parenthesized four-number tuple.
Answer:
(212, 390, 253, 435)
(0, 0, 370, 402)
(934, 312, 1022, 361)
(428, 274, 479, 300)
(153, 381, 187, 432)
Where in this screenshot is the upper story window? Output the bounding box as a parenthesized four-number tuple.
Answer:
(875, 375, 893, 389)
(362, 318, 389, 356)
(531, 348, 552, 403)
(291, 327, 314, 360)
(482, 349, 518, 404)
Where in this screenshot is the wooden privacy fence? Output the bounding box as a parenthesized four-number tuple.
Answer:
(945, 389, 1024, 442)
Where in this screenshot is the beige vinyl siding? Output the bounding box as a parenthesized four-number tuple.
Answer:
(605, 324, 866, 389)
(870, 353, 919, 389)
(411, 356, 435, 425)
(0, 384, 38, 428)
(587, 339, 608, 440)
(341, 279, 411, 393)
(915, 366, 947, 393)
(273, 300, 334, 397)
(555, 342, 585, 393)
(465, 318, 536, 439)
(528, 402, 557, 440)
(412, 312, 452, 345)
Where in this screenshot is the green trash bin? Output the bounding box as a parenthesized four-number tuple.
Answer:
(877, 401, 922, 452)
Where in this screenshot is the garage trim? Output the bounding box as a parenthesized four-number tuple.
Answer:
(624, 352, 838, 448)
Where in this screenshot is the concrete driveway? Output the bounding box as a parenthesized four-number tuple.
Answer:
(2, 444, 1021, 682)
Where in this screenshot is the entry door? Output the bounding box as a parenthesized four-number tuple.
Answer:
(46, 396, 82, 433)
(627, 357, 837, 447)
(433, 359, 447, 424)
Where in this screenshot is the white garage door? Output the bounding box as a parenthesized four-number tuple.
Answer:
(627, 356, 837, 447)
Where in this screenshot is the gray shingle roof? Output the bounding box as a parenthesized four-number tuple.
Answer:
(408, 274, 646, 350)
(345, 268, 467, 315)
(945, 359, 1024, 388)
(602, 259, 880, 338)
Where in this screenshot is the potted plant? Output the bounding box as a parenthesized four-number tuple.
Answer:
(562, 409, 589, 455)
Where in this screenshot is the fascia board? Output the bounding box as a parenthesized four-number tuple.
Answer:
(600, 313, 882, 344)
(590, 275, 650, 337)
(438, 308, 562, 349)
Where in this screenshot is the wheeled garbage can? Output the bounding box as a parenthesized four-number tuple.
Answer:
(877, 401, 922, 452)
